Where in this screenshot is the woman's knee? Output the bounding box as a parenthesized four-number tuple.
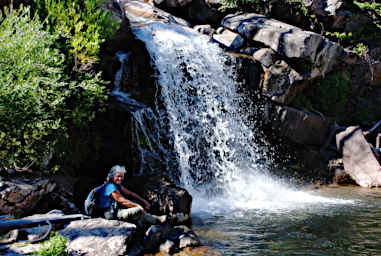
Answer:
(117, 207, 143, 220)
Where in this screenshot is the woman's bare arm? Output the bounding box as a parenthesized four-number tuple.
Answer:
(110, 190, 145, 214)
(120, 186, 151, 210)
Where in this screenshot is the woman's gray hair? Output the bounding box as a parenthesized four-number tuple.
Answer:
(106, 165, 127, 182)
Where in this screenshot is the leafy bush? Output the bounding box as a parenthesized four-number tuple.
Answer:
(0, 6, 108, 171)
(35, 232, 68, 256)
(34, 0, 119, 69)
(318, 71, 350, 113)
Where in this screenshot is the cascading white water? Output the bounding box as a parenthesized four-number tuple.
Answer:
(132, 21, 350, 213)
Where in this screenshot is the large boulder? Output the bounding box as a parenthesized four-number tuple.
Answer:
(221, 13, 345, 104)
(0, 177, 56, 216)
(126, 174, 192, 225)
(58, 218, 136, 256)
(336, 126, 381, 187)
(222, 13, 344, 77)
(271, 106, 332, 146)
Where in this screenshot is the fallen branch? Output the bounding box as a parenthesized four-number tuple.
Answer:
(13, 161, 35, 173)
(0, 214, 89, 234)
(0, 220, 53, 252)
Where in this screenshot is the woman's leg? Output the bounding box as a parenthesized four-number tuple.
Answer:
(117, 207, 158, 224)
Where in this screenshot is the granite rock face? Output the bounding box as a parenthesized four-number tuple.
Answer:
(222, 13, 344, 78)
(336, 126, 381, 188)
(59, 218, 136, 256)
(0, 178, 56, 216)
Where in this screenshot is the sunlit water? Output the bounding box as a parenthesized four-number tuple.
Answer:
(193, 186, 381, 255)
(129, 20, 381, 255)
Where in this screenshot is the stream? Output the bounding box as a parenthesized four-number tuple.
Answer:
(126, 19, 381, 256)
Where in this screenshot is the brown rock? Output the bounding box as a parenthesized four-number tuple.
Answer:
(336, 126, 381, 187)
(272, 106, 332, 146)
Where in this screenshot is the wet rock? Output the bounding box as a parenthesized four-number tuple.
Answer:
(160, 239, 176, 254)
(336, 126, 381, 187)
(126, 175, 192, 225)
(172, 246, 222, 256)
(58, 218, 136, 256)
(179, 233, 200, 248)
(272, 106, 332, 146)
(0, 177, 55, 216)
(212, 29, 245, 49)
(253, 48, 277, 68)
(225, 53, 261, 93)
(193, 24, 215, 36)
(144, 224, 171, 251)
(262, 60, 303, 103)
(120, 0, 191, 26)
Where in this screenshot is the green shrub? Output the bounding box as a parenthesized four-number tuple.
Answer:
(34, 0, 119, 69)
(35, 232, 68, 256)
(318, 71, 350, 113)
(0, 6, 107, 171)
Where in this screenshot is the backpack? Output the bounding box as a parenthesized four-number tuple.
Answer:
(84, 183, 106, 217)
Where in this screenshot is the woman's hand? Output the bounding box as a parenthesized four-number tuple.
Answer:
(137, 204, 146, 216)
(144, 201, 151, 210)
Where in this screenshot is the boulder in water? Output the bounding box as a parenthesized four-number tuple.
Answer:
(126, 174, 192, 225)
(336, 126, 381, 187)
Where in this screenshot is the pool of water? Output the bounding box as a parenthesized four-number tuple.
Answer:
(192, 185, 381, 256)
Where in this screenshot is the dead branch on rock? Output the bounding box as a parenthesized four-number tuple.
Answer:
(0, 214, 89, 234)
(13, 161, 35, 173)
(0, 220, 53, 252)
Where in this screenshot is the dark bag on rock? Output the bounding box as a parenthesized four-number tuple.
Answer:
(84, 184, 106, 217)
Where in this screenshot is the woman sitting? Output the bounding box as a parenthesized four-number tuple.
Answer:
(98, 165, 166, 225)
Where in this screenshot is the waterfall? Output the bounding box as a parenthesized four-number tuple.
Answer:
(131, 21, 349, 213)
(112, 51, 174, 175)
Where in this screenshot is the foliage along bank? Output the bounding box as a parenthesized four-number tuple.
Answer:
(0, 0, 118, 174)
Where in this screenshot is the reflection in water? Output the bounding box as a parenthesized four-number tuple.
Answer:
(193, 186, 381, 255)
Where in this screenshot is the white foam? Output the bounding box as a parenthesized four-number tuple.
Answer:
(132, 20, 353, 214)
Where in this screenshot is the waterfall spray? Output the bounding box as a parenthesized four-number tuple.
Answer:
(131, 20, 349, 213)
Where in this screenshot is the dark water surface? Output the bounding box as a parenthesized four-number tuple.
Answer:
(192, 186, 381, 256)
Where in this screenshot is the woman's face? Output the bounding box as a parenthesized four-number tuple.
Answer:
(112, 172, 124, 185)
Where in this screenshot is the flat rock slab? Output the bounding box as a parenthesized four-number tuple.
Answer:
(58, 218, 136, 256)
(336, 126, 381, 187)
(212, 29, 244, 49)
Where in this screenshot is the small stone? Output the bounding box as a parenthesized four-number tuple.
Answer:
(160, 240, 176, 254)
